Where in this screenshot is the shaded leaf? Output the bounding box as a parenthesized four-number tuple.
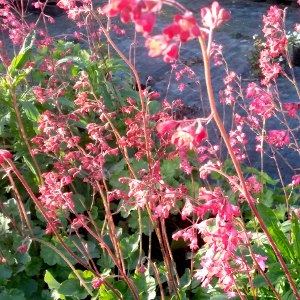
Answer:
(25, 257, 43, 277)
(0, 264, 12, 278)
(21, 101, 40, 122)
(0, 289, 25, 300)
(257, 203, 295, 261)
(58, 278, 88, 299)
(291, 212, 300, 262)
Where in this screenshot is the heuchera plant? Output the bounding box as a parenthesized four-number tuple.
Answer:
(2, 0, 300, 299)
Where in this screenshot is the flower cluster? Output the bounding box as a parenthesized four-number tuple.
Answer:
(157, 119, 206, 150)
(260, 6, 287, 85)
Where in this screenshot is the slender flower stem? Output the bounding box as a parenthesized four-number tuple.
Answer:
(5, 159, 94, 274)
(3, 66, 44, 184)
(198, 35, 300, 300)
(25, 237, 93, 296)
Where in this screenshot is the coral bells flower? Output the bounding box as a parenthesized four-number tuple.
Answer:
(57, 0, 76, 9)
(135, 12, 156, 34)
(17, 245, 28, 254)
(91, 277, 105, 289)
(163, 14, 201, 43)
(157, 119, 178, 134)
(0, 150, 13, 163)
(102, 0, 161, 27)
(268, 130, 289, 147)
(201, 2, 230, 29)
(171, 120, 206, 150)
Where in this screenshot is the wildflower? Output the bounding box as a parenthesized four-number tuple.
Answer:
(163, 14, 200, 43)
(0, 150, 13, 163)
(254, 254, 268, 271)
(32, 1, 44, 9)
(135, 12, 156, 35)
(138, 264, 146, 274)
(157, 120, 178, 134)
(91, 277, 105, 289)
(268, 130, 289, 147)
(178, 83, 185, 91)
(17, 245, 28, 254)
(201, 1, 230, 29)
(171, 120, 206, 150)
(289, 175, 300, 187)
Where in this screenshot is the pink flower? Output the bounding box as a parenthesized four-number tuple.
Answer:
(0, 150, 13, 163)
(138, 264, 146, 274)
(74, 31, 81, 39)
(157, 120, 178, 134)
(268, 130, 289, 147)
(163, 15, 200, 43)
(135, 12, 156, 35)
(254, 254, 268, 271)
(171, 120, 206, 150)
(162, 43, 179, 62)
(91, 277, 105, 289)
(290, 175, 300, 187)
(145, 35, 168, 57)
(57, 0, 75, 9)
(17, 245, 28, 254)
(32, 1, 44, 9)
(201, 1, 230, 29)
(178, 83, 185, 91)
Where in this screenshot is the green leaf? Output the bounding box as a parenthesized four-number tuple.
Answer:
(291, 212, 300, 262)
(18, 278, 38, 297)
(0, 264, 12, 278)
(1, 250, 15, 265)
(25, 256, 43, 277)
(263, 189, 274, 207)
(16, 251, 31, 264)
(107, 158, 127, 174)
(99, 286, 119, 300)
(23, 155, 40, 184)
(252, 270, 285, 287)
(125, 271, 156, 300)
(9, 30, 36, 74)
(128, 210, 153, 236)
(161, 158, 183, 185)
(72, 194, 86, 214)
(180, 268, 191, 291)
(0, 213, 10, 233)
(58, 278, 88, 299)
(256, 203, 295, 261)
(58, 97, 75, 109)
(282, 290, 297, 300)
(41, 290, 53, 300)
(97, 252, 115, 270)
(21, 100, 40, 122)
(273, 204, 287, 221)
(109, 170, 130, 190)
(209, 295, 228, 300)
(3, 198, 19, 216)
(148, 101, 162, 116)
(0, 289, 26, 300)
(44, 270, 61, 290)
(131, 158, 149, 177)
(120, 232, 140, 259)
(260, 173, 280, 186)
(41, 236, 77, 266)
